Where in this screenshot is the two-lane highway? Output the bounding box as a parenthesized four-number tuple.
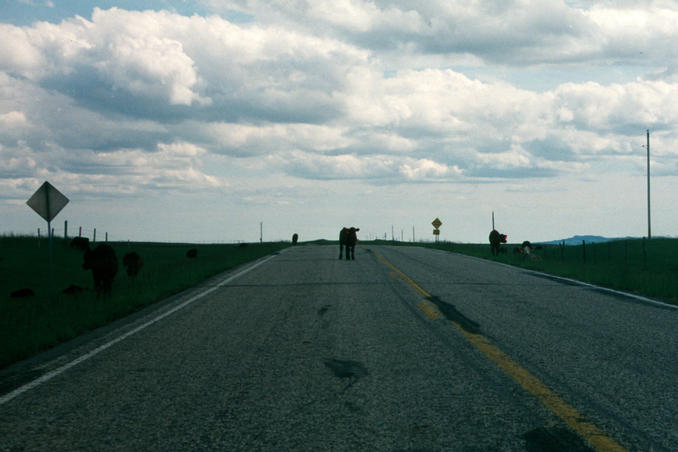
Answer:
(1, 245, 677, 451)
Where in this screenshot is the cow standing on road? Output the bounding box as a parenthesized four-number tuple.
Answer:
(339, 227, 360, 260)
(489, 229, 507, 256)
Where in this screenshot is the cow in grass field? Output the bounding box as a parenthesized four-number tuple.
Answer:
(83, 244, 118, 296)
(122, 252, 143, 277)
(339, 227, 360, 260)
(70, 236, 90, 252)
(489, 229, 507, 256)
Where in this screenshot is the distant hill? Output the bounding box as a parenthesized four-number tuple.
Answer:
(539, 235, 638, 246)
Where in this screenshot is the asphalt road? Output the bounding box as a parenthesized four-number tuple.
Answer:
(1, 244, 677, 451)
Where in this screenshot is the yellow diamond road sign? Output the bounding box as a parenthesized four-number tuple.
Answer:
(26, 181, 69, 222)
(432, 218, 442, 229)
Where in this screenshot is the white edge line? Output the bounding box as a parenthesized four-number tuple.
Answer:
(0, 253, 278, 407)
(452, 252, 678, 311)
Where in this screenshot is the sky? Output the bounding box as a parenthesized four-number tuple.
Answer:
(1, 0, 677, 244)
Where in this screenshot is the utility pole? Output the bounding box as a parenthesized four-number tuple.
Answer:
(260, 222, 263, 243)
(391, 225, 394, 241)
(492, 211, 495, 230)
(647, 129, 651, 239)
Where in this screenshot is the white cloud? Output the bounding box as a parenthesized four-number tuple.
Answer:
(74, 141, 225, 192)
(553, 80, 678, 132)
(205, 122, 354, 155)
(214, 0, 678, 71)
(3, 5, 678, 241)
(0, 110, 28, 127)
(279, 150, 463, 182)
(0, 25, 46, 78)
(399, 158, 461, 180)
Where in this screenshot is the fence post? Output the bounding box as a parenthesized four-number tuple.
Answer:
(582, 240, 586, 263)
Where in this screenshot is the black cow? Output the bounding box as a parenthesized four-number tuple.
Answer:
(83, 244, 118, 296)
(70, 236, 90, 252)
(339, 227, 360, 260)
(489, 229, 507, 256)
(122, 252, 143, 277)
(10, 288, 35, 298)
(292, 233, 299, 245)
(62, 284, 85, 295)
(186, 248, 198, 258)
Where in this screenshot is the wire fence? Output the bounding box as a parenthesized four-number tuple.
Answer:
(34, 222, 110, 243)
(529, 237, 667, 269)
(22, 221, 258, 245)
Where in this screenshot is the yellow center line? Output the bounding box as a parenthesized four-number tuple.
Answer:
(373, 250, 629, 452)
(376, 253, 430, 298)
(417, 300, 442, 320)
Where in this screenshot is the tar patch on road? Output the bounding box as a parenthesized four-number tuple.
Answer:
(324, 359, 368, 380)
(427, 295, 481, 334)
(524, 425, 595, 452)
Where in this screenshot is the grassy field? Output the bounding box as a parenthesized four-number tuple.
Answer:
(3, 236, 676, 369)
(379, 238, 678, 306)
(0, 236, 289, 369)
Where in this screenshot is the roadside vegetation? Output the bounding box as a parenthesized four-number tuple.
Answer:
(371, 238, 678, 307)
(0, 235, 289, 369)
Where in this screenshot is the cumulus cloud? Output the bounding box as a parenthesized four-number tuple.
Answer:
(65, 141, 225, 194)
(0, 138, 225, 202)
(213, 0, 678, 67)
(0, 9, 209, 106)
(0, 111, 28, 129)
(204, 122, 354, 156)
(553, 80, 678, 133)
(2, 4, 678, 206)
(279, 150, 463, 182)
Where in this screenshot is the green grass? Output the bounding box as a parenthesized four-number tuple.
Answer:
(0, 236, 289, 369)
(373, 238, 678, 306)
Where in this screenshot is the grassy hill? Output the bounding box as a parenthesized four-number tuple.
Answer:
(0, 236, 289, 369)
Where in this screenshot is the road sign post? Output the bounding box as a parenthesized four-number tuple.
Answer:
(431, 218, 442, 243)
(26, 182, 69, 302)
